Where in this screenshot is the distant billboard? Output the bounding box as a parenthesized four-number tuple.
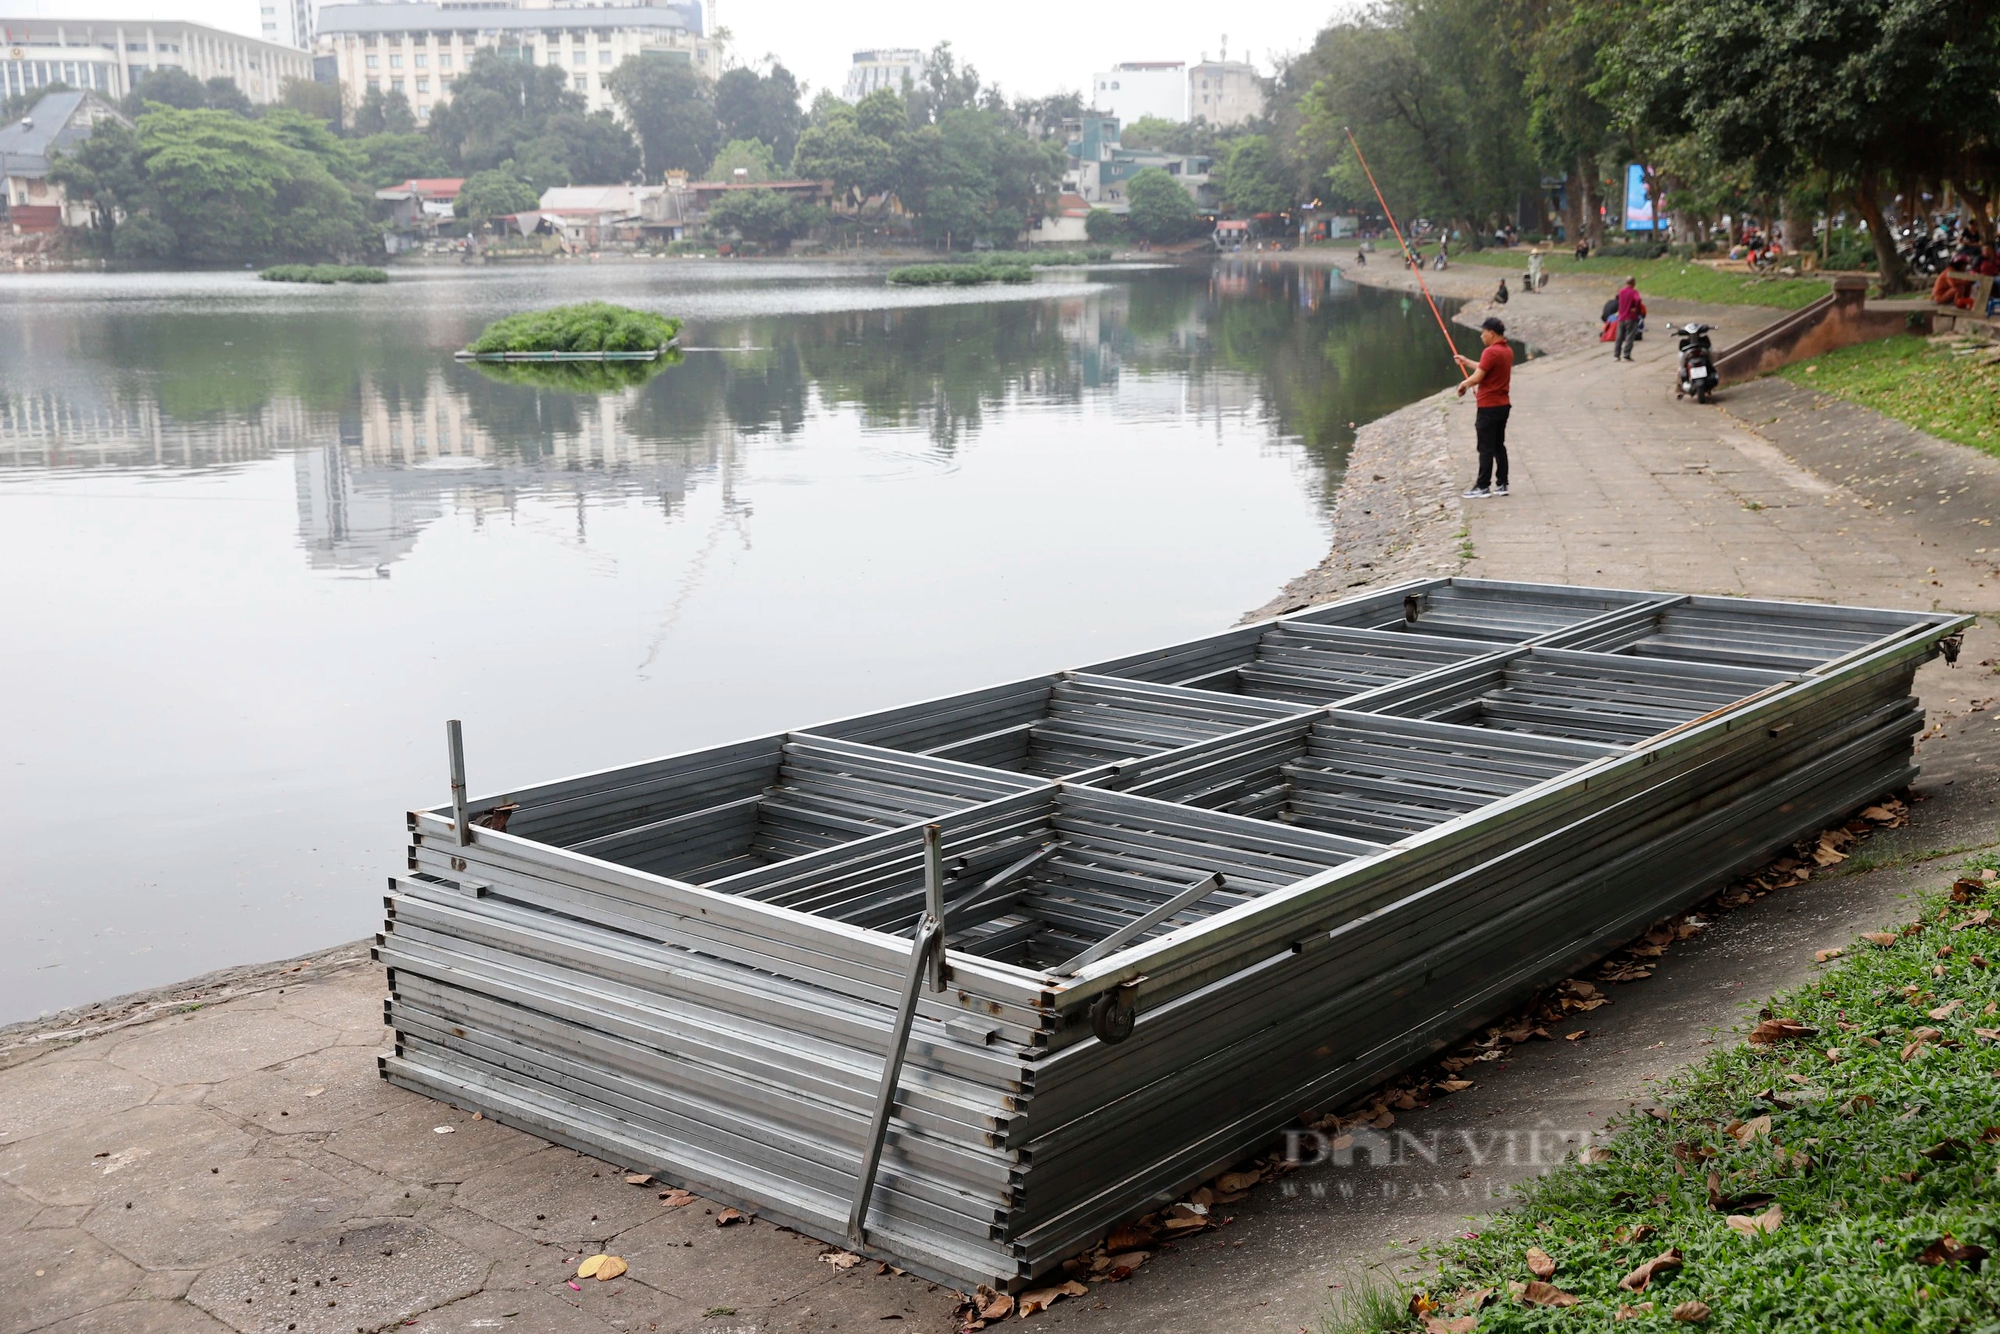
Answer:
(1624, 164, 1664, 231)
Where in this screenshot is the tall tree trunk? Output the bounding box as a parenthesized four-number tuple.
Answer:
(1782, 195, 1814, 257)
(1851, 179, 1908, 294)
(1954, 177, 1994, 236)
(1578, 151, 1602, 248)
(1563, 164, 1584, 243)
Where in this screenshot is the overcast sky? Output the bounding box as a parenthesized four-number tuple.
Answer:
(7, 0, 1344, 102)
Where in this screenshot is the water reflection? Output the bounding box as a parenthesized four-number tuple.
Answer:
(0, 260, 1479, 1017)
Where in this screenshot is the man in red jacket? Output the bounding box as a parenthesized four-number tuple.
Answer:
(1613, 276, 1643, 360)
(1456, 316, 1514, 498)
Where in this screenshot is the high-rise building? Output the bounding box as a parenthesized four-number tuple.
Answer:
(314, 1, 715, 124)
(1088, 61, 1183, 125)
(842, 48, 922, 101)
(0, 18, 313, 104)
(1187, 57, 1261, 127)
(260, 0, 316, 50)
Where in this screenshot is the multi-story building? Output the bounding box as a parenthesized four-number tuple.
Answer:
(1060, 115, 1213, 213)
(261, 0, 317, 51)
(1187, 57, 1261, 127)
(1088, 61, 1183, 125)
(314, 1, 715, 123)
(842, 47, 922, 101)
(0, 17, 314, 104)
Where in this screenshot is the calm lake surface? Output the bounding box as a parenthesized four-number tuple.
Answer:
(0, 258, 1480, 1019)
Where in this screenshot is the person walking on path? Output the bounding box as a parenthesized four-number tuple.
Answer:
(1457, 316, 1514, 498)
(1613, 275, 1642, 360)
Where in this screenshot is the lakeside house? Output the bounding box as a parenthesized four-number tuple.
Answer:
(1058, 114, 1215, 215)
(374, 177, 466, 246)
(0, 90, 127, 234)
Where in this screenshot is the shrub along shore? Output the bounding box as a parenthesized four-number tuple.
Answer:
(259, 264, 388, 284)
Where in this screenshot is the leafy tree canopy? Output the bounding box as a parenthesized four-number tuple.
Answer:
(605, 55, 715, 178)
(454, 167, 542, 226)
(714, 63, 802, 164)
(705, 186, 813, 247)
(706, 137, 779, 182)
(1119, 116, 1180, 150)
(357, 132, 451, 188)
(1218, 135, 1294, 214)
(354, 86, 417, 135)
(1124, 167, 1204, 242)
(792, 101, 895, 201)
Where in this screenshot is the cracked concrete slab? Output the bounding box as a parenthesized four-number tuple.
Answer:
(185, 1219, 486, 1334)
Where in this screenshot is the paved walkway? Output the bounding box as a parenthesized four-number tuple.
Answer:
(4, 253, 1996, 1334)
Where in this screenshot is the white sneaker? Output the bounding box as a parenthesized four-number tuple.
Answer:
(1493, 484, 1510, 496)
(1462, 487, 1491, 498)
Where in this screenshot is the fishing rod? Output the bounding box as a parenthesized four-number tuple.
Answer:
(1342, 127, 1468, 378)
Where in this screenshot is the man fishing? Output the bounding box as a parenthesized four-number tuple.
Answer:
(1456, 317, 1513, 498)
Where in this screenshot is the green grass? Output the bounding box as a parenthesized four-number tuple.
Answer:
(465, 302, 681, 355)
(1449, 250, 1832, 310)
(1780, 335, 2000, 458)
(1373, 855, 2000, 1333)
(887, 262, 1035, 286)
(258, 264, 388, 284)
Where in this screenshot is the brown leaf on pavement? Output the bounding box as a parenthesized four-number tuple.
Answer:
(1672, 1300, 1712, 1322)
(820, 1251, 864, 1270)
(715, 1207, 746, 1226)
(1104, 1225, 1154, 1252)
(1213, 1170, 1261, 1193)
(1618, 1248, 1684, 1292)
(1564, 1030, 1589, 1042)
(1102, 1251, 1149, 1279)
(1437, 1079, 1475, 1093)
(1525, 1245, 1556, 1280)
(1747, 1018, 1818, 1045)
(1017, 1279, 1090, 1316)
(593, 1255, 627, 1281)
(975, 1287, 1014, 1320)
(659, 1189, 697, 1207)
(624, 1174, 653, 1186)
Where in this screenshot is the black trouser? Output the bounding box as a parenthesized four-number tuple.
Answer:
(1614, 317, 1639, 358)
(1474, 405, 1510, 489)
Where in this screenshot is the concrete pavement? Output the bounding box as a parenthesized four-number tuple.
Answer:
(3, 251, 1995, 1334)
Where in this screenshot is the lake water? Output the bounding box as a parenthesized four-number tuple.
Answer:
(0, 258, 1480, 1020)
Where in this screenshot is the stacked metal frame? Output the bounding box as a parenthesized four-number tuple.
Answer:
(374, 579, 1967, 1291)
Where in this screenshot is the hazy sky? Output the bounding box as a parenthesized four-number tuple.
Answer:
(6, 0, 1342, 102)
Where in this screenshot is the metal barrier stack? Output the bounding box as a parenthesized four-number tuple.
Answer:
(376, 579, 1967, 1290)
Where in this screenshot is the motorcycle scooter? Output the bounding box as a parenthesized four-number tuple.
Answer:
(1676, 322, 1717, 402)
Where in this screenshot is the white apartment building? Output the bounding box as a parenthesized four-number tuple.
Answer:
(315, 1, 716, 122)
(1187, 57, 1261, 127)
(842, 47, 921, 101)
(1089, 61, 1183, 125)
(261, 0, 316, 50)
(0, 17, 313, 104)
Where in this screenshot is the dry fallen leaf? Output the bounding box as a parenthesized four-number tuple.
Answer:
(1726, 1204, 1783, 1237)
(1213, 1170, 1261, 1193)
(1618, 1248, 1683, 1292)
(975, 1288, 1014, 1321)
(1102, 1251, 1149, 1279)
(1520, 1281, 1580, 1307)
(1580, 1146, 1615, 1164)
(1017, 1280, 1090, 1316)
(576, 1254, 608, 1279)
(1863, 932, 1899, 947)
(715, 1208, 746, 1227)
(624, 1174, 653, 1186)
(1929, 1000, 1965, 1020)
(1616, 1304, 1656, 1320)
(1526, 1245, 1557, 1280)
(1672, 1300, 1712, 1322)
(1564, 1030, 1589, 1042)
(1422, 1318, 1476, 1334)
(1901, 1027, 1944, 1061)
(659, 1189, 697, 1208)
(1917, 1235, 1989, 1270)
(1612, 1224, 1656, 1245)
(432, 1125, 455, 1135)
(1730, 1115, 1773, 1145)
(1104, 1225, 1154, 1252)
(1814, 948, 1844, 963)
(1437, 1079, 1475, 1093)
(819, 1251, 863, 1270)
(1747, 1018, 1818, 1045)
(594, 1256, 627, 1281)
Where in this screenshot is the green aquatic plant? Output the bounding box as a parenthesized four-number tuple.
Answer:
(259, 264, 390, 284)
(465, 302, 683, 355)
(465, 349, 683, 392)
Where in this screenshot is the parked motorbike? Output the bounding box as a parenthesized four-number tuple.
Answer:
(1676, 322, 1717, 403)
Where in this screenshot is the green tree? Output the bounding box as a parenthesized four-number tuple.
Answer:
(279, 76, 343, 130)
(123, 68, 209, 115)
(356, 132, 450, 187)
(889, 106, 1063, 246)
(127, 106, 373, 263)
(604, 56, 716, 177)
(1125, 168, 1203, 242)
(854, 88, 908, 142)
(454, 168, 541, 226)
(203, 77, 252, 115)
(1616, 0, 2000, 291)
(714, 64, 802, 164)
(1217, 135, 1293, 214)
(705, 137, 779, 182)
(263, 106, 364, 179)
(1084, 207, 1123, 241)
(354, 86, 417, 135)
(46, 116, 146, 247)
(427, 52, 636, 188)
(704, 187, 810, 247)
(1119, 115, 1180, 150)
(791, 101, 894, 201)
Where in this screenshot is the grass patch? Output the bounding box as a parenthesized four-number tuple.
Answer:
(1450, 250, 1831, 310)
(1780, 335, 2000, 458)
(465, 302, 681, 355)
(259, 264, 388, 284)
(1387, 854, 2000, 1333)
(887, 262, 1035, 286)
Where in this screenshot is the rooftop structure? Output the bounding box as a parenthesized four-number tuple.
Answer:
(843, 47, 922, 101)
(1, 90, 127, 230)
(1188, 56, 1260, 127)
(1088, 60, 1183, 125)
(0, 17, 314, 105)
(314, 2, 713, 121)
(1061, 114, 1213, 212)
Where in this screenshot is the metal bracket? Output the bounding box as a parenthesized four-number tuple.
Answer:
(1941, 632, 1963, 667)
(1089, 978, 1145, 1045)
(847, 826, 952, 1248)
(446, 719, 471, 848)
